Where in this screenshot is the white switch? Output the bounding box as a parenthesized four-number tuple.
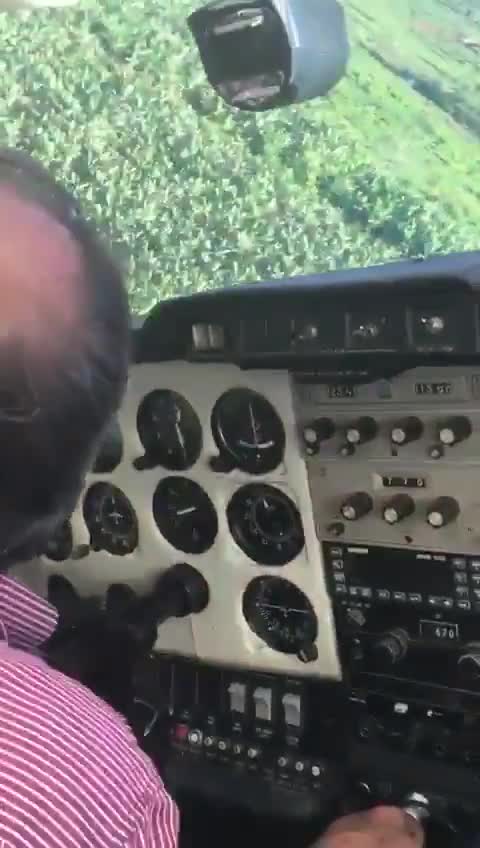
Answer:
(282, 692, 302, 728)
(253, 686, 272, 722)
(192, 323, 225, 351)
(228, 682, 247, 714)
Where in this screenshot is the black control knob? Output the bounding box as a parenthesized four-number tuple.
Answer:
(371, 629, 408, 669)
(390, 417, 423, 446)
(438, 416, 472, 447)
(426, 497, 460, 529)
(298, 642, 319, 664)
(302, 418, 335, 455)
(457, 643, 480, 686)
(383, 494, 415, 525)
(139, 562, 210, 624)
(345, 417, 378, 446)
(107, 563, 210, 647)
(341, 492, 373, 521)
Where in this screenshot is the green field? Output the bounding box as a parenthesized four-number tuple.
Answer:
(0, 0, 478, 311)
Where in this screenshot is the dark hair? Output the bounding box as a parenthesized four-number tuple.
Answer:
(0, 148, 130, 569)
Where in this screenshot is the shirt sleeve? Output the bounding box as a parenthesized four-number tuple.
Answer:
(0, 574, 58, 650)
(126, 785, 179, 848)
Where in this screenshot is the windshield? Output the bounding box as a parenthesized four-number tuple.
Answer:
(2, 0, 478, 312)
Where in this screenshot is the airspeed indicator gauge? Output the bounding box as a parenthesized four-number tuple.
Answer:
(211, 388, 285, 474)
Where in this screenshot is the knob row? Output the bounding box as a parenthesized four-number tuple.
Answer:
(303, 415, 472, 455)
(340, 492, 459, 528)
(366, 631, 480, 683)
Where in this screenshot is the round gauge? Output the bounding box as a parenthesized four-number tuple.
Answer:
(153, 476, 218, 554)
(44, 520, 73, 562)
(211, 388, 285, 474)
(83, 483, 138, 555)
(227, 484, 304, 565)
(136, 390, 202, 471)
(93, 417, 123, 473)
(243, 577, 318, 655)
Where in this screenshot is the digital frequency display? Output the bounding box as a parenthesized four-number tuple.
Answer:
(341, 547, 453, 597)
(382, 476, 426, 489)
(414, 381, 452, 396)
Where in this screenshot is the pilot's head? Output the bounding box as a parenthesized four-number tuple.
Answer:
(0, 148, 130, 569)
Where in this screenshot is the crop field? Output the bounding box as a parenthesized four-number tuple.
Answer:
(0, 0, 478, 311)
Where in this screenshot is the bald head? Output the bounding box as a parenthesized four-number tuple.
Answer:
(0, 149, 130, 570)
(0, 184, 86, 357)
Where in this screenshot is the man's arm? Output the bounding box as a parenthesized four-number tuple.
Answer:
(0, 574, 58, 650)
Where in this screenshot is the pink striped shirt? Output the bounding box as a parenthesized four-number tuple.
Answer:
(0, 574, 179, 848)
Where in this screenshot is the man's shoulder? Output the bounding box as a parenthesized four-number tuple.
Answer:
(0, 648, 171, 847)
(0, 647, 131, 727)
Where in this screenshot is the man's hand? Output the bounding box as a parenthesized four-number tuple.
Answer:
(317, 807, 425, 848)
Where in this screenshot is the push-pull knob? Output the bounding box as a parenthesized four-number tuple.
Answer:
(390, 417, 423, 446)
(438, 416, 471, 447)
(340, 492, 373, 521)
(345, 417, 377, 446)
(402, 791, 457, 839)
(302, 418, 335, 455)
(402, 792, 431, 824)
(383, 494, 415, 525)
(426, 497, 459, 529)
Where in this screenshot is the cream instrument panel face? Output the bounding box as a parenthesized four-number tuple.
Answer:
(13, 361, 341, 681)
(14, 361, 480, 682)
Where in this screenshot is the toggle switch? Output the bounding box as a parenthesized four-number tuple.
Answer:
(282, 692, 303, 729)
(253, 686, 273, 722)
(228, 681, 247, 715)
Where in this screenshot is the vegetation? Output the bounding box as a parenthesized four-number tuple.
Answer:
(0, 0, 478, 311)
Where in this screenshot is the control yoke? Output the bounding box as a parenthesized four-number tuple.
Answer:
(42, 563, 209, 709)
